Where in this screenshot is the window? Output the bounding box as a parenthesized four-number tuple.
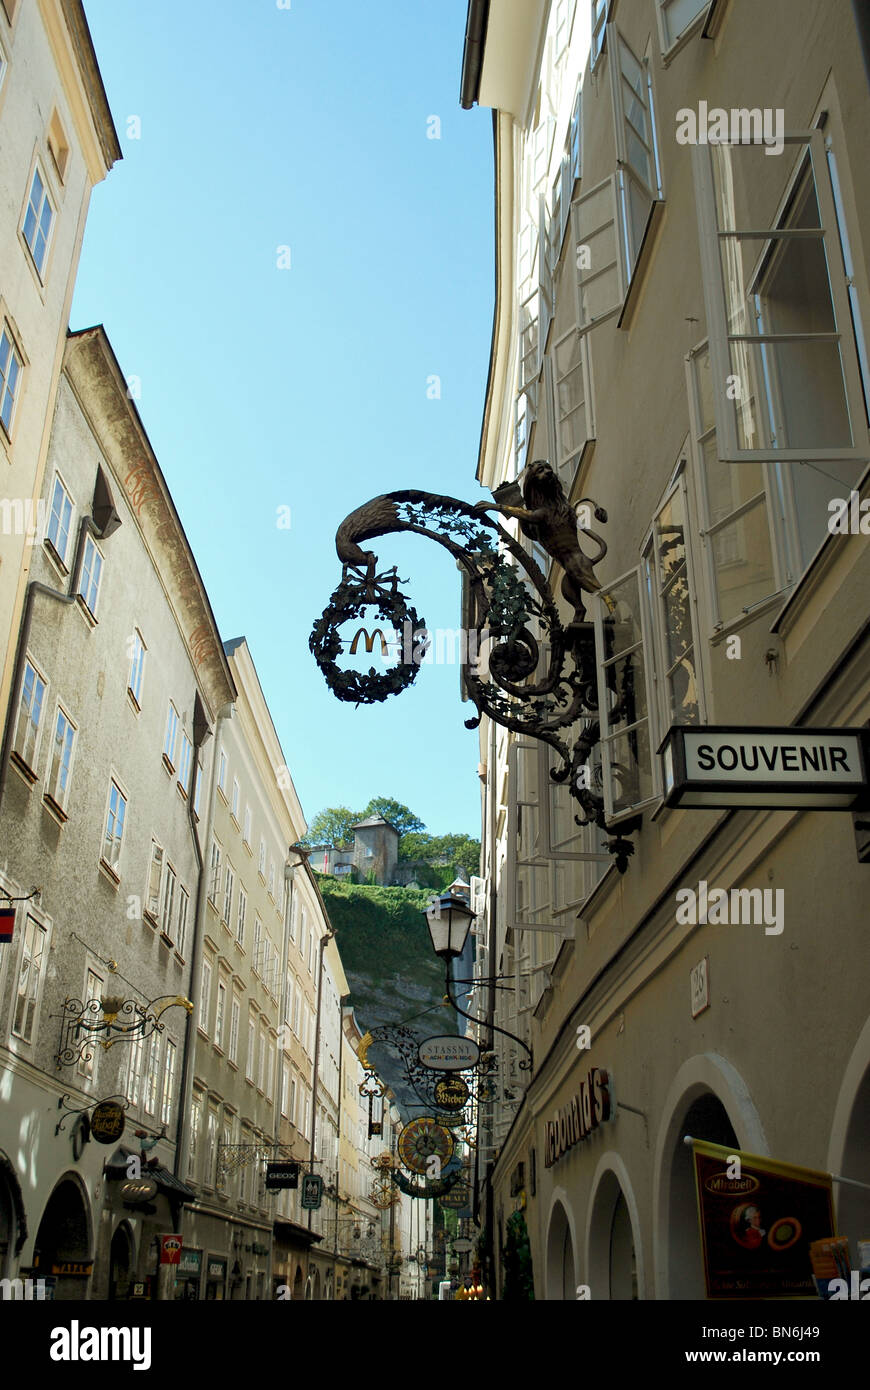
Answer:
(215, 980, 227, 1049)
(656, 0, 710, 56)
(258, 1022, 267, 1090)
(590, 0, 611, 68)
(236, 888, 247, 947)
(12, 915, 47, 1042)
(46, 476, 73, 567)
(208, 839, 222, 904)
(161, 1040, 177, 1125)
(192, 755, 203, 817)
(231, 777, 240, 820)
(0, 37, 6, 95)
(218, 749, 227, 795)
(127, 1034, 145, 1109)
(246, 1015, 256, 1081)
(145, 841, 164, 920)
(288, 1075, 297, 1126)
(222, 862, 235, 925)
(285, 972, 294, 1029)
(281, 1060, 291, 1117)
(160, 862, 177, 937)
(642, 469, 705, 731)
(0, 325, 22, 436)
(128, 630, 146, 705)
(22, 165, 54, 277)
(693, 131, 869, 464)
(268, 859, 275, 899)
(593, 569, 658, 822)
(548, 243, 594, 490)
(572, 177, 626, 334)
(243, 804, 252, 846)
(293, 988, 300, 1036)
(144, 1032, 161, 1114)
(609, 28, 662, 275)
(102, 780, 127, 873)
(177, 886, 190, 957)
(229, 995, 240, 1064)
(267, 1040, 275, 1101)
(206, 1108, 218, 1187)
(258, 837, 266, 877)
(14, 659, 46, 771)
(77, 534, 102, 616)
(45, 704, 75, 812)
(178, 731, 192, 795)
(78, 967, 104, 1079)
(188, 1096, 201, 1178)
(199, 958, 212, 1032)
(163, 702, 179, 768)
(253, 916, 263, 975)
(686, 342, 778, 628)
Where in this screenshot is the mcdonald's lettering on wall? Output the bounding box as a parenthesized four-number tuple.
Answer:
(544, 1068, 612, 1167)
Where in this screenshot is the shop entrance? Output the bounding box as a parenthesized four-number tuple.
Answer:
(587, 1168, 639, 1299)
(668, 1093, 738, 1298)
(0, 1152, 25, 1278)
(33, 1176, 92, 1300)
(836, 1058, 870, 1248)
(545, 1199, 575, 1300)
(109, 1222, 134, 1299)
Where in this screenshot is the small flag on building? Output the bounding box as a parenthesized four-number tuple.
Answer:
(0, 908, 15, 943)
(691, 1138, 835, 1299)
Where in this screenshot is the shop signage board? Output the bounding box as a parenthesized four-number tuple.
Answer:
(452, 1238, 473, 1253)
(265, 1161, 300, 1190)
(418, 1036, 480, 1072)
(0, 908, 15, 942)
(660, 725, 870, 810)
(120, 1176, 158, 1203)
(178, 1249, 202, 1277)
(691, 1139, 836, 1299)
(159, 1235, 183, 1266)
(434, 1075, 469, 1112)
(51, 1261, 93, 1277)
(90, 1100, 125, 1145)
(300, 1174, 323, 1210)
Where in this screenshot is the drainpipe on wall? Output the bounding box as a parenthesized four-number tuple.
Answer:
(174, 702, 234, 1186)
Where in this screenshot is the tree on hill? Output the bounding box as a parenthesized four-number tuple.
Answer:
(359, 797, 426, 836)
(304, 805, 358, 849)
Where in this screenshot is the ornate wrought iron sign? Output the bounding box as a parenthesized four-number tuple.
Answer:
(53, 993, 193, 1069)
(311, 468, 640, 869)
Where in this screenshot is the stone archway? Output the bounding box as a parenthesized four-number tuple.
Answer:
(545, 1195, 576, 1300)
(109, 1222, 135, 1300)
(828, 1017, 870, 1242)
(34, 1174, 93, 1300)
(652, 1053, 766, 1299)
(0, 1151, 27, 1277)
(586, 1157, 643, 1300)
(293, 1264, 304, 1299)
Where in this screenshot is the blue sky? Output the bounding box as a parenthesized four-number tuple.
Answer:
(73, 0, 494, 839)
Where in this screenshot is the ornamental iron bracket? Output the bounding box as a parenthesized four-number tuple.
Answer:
(53, 993, 194, 1069)
(310, 466, 641, 871)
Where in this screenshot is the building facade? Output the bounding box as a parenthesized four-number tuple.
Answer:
(0, 0, 120, 733)
(461, 0, 870, 1298)
(0, 325, 233, 1297)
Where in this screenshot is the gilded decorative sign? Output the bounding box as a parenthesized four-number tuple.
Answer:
(397, 1118, 454, 1175)
(90, 1100, 125, 1145)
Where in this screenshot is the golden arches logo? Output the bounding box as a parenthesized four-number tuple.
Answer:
(349, 627, 390, 656)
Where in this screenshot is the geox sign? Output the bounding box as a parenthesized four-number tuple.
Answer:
(544, 1068, 612, 1167)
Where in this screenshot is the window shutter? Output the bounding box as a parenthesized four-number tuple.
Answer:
(571, 176, 626, 334)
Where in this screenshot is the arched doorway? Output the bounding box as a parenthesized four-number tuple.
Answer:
(34, 1176, 92, 1300)
(109, 1222, 134, 1300)
(667, 1093, 739, 1299)
(586, 1163, 641, 1300)
(0, 1152, 27, 1278)
(292, 1265, 304, 1299)
(833, 1058, 870, 1241)
(545, 1198, 575, 1300)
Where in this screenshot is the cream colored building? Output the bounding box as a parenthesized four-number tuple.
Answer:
(0, 0, 119, 734)
(461, 0, 870, 1298)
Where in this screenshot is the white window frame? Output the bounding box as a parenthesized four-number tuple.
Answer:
(45, 702, 76, 813)
(77, 533, 103, 617)
(160, 860, 177, 939)
(144, 1031, 161, 1115)
(218, 749, 228, 796)
(161, 1039, 177, 1125)
(655, 0, 712, 62)
(145, 839, 164, 921)
(593, 568, 660, 823)
(12, 913, 49, 1043)
(243, 804, 252, 847)
(608, 27, 663, 278)
(231, 776, 240, 821)
(571, 176, 627, 335)
(128, 629, 146, 706)
(208, 838, 222, 905)
(13, 656, 47, 773)
(641, 463, 707, 735)
(253, 916, 263, 975)
(229, 995, 241, 1065)
(222, 861, 235, 925)
(21, 161, 55, 279)
(46, 474, 74, 569)
(215, 978, 227, 1050)
(258, 836, 266, 877)
(0, 321, 23, 438)
(199, 958, 212, 1033)
(178, 730, 192, 795)
(77, 964, 105, 1081)
(692, 130, 870, 464)
(246, 1015, 256, 1082)
(163, 701, 180, 769)
(590, 0, 611, 70)
(177, 885, 190, 958)
(102, 777, 127, 875)
(236, 887, 247, 947)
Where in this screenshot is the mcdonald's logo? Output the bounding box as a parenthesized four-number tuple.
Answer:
(349, 627, 390, 656)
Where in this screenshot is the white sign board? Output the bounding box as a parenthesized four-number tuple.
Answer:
(661, 726, 869, 810)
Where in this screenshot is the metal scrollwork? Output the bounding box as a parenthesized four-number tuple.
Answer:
(311, 466, 641, 870)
